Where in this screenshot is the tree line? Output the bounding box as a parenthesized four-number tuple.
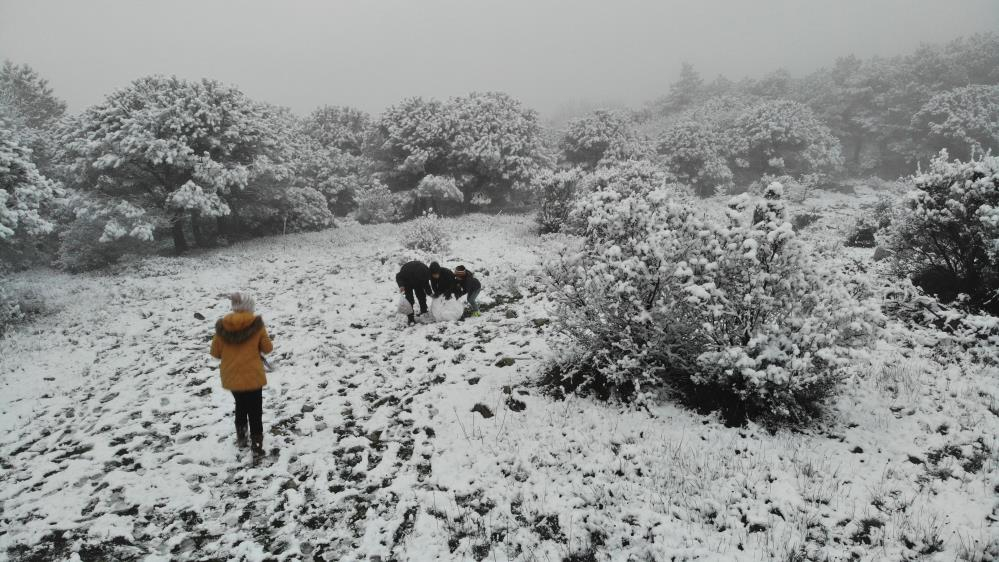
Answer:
(2, 32, 998, 271)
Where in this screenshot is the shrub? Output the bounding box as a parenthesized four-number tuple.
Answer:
(281, 186, 334, 233)
(727, 99, 843, 182)
(534, 168, 582, 234)
(565, 160, 668, 233)
(845, 219, 878, 248)
(0, 284, 22, 336)
(355, 181, 402, 224)
(656, 120, 732, 197)
(546, 182, 879, 424)
(414, 175, 464, 215)
(560, 109, 635, 169)
(912, 85, 999, 162)
(401, 211, 450, 254)
(57, 196, 159, 272)
(887, 151, 999, 312)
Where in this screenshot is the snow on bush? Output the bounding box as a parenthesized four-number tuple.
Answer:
(727, 99, 843, 182)
(563, 160, 668, 234)
(401, 211, 450, 254)
(0, 284, 22, 336)
(547, 181, 880, 423)
(533, 168, 581, 234)
(560, 109, 638, 169)
(912, 85, 999, 162)
(280, 186, 335, 233)
(656, 120, 732, 197)
(355, 180, 403, 224)
(883, 278, 999, 365)
(57, 195, 159, 272)
(887, 151, 999, 312)
(414, 174, 463, 215)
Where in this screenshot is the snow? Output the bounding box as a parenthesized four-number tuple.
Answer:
(1, 208, 998, 561)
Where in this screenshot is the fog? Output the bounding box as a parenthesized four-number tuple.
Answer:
(1, 0, 997, 117)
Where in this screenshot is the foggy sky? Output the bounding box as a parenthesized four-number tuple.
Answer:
(2, 0, 997, 118)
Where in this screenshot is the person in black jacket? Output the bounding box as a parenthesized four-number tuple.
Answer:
(396, 260, 433, 324)
(429, 262, 458, 300)
(453, 265, 483, 317)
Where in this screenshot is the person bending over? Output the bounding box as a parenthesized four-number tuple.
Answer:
(429, 261, 458, 300)
(396, 260, 433, 324)
(454, 265, 483, 317)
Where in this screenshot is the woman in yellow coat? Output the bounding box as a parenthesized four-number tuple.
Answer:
(210, 292, 273, 453)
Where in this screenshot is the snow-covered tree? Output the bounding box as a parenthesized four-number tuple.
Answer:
(888, 151, 999, 312)
(548, 182, 879, 423)
(662, 62, 704, 112)
(0, 61, 67, 178)
(0, 61, 66, 130)
(61, 76, 291, 252)
(301, 105, 371, 156)
(447, 92, 549, 206)
(295, 106, 377, 215)
(560, 109, 636, 169)
(656, 120, 732, 197)
(368, 92, 549, 210)
(0, 119, 59, 254)
(912, 85, 999, 162)
(727, 100, 842, 182)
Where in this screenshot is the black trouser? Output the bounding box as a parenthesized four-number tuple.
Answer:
(232, 389, 263, 437)
(404, 286, 428, 315)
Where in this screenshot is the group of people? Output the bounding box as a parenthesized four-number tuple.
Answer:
(209, 262, 484, 455)
(395, 260, 483, 325)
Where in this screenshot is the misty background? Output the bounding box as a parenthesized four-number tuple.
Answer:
(3, 0, 998, 118)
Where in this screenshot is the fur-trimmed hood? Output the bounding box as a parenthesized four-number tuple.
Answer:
(215, 312, 264, 344)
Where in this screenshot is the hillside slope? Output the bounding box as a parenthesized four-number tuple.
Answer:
(1, 209, 997, 561)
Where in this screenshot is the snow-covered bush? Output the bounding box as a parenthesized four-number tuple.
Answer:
(560, 109, 636, 169)
(533, 168, 582, 234)
(294, 144, 375, 215)
(280, 186, 335, 233)
(845, 218, 878, 248)
(355, 180, 403, 224)
(912, 85, 999, 162)
(883, 279, 999, 365)
(727, 100, 843, 182)
(656, 120, 732, 197)
(547, 182, 879, 423)
(300, 105, 371, 156)
(0, 284, 22, 336)
(888, 151, 999, 312)
(401, 211, 450, 254)
(414, 174, 463, 215)
(565, 160, 668, 233)
(57, 196, 159, 272)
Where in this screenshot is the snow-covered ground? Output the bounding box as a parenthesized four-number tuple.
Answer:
(1, 201, 997, 561)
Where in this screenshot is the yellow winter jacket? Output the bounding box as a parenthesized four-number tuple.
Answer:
(210, 312, 273, 391)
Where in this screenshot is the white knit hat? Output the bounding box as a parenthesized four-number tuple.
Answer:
(230, 292, 255, 313)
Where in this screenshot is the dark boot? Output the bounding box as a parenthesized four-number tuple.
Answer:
(235, 420, 249, 448)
